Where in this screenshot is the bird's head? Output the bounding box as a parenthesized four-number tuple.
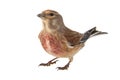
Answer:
(37, 10, 62, 20)
(37, 10, 65, 32)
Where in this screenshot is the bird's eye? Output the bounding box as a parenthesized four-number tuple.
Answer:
(49, 13, 54, 16)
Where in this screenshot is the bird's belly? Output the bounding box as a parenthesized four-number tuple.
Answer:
(39, 33, 84, 57)
(44, 39, 62, 54)
(40, 33, 65, 56)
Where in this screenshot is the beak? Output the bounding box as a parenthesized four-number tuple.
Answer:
(37, 13, 44, 18)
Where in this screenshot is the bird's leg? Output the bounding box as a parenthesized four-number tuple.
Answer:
(39, 57, 58, 66)
(57, 57, 73, 70)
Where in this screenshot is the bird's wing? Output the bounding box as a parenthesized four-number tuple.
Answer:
(63, 27, 83, 46)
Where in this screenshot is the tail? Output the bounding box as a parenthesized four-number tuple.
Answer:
(80, 27, 108, 43)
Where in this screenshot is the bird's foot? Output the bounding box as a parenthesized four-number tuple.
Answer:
(39, 58, 58, 66)
(56, 57, 73, 70)
(39, 60, 58, 66)
(57, 63, 70, 70)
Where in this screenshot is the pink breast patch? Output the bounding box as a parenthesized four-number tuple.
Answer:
(40, 33, 64, 55)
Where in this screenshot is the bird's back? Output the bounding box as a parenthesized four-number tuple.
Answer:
(62, 27, 83, 46)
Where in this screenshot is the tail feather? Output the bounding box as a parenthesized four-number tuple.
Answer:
(80, 27, 107, 43)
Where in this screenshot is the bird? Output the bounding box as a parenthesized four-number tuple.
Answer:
(37, 10, 107, 70)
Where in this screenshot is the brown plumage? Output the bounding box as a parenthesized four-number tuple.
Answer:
(37, 10, 107, 70)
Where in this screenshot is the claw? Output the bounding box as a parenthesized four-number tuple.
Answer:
(57, 63, 70, 70)
(38, 58, 58, 66)
(39, 63, 50, 66)
(56, 57, 73, 70)
(57, 66, 68, 70)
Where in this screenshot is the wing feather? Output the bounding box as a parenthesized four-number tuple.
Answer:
(63, 27, 83, 46)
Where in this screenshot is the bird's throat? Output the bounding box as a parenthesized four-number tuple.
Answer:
(42, 20, 60, 33)
(42, 21, 52, 33)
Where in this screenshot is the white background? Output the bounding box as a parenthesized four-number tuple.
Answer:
(0, 0, 120, 80)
